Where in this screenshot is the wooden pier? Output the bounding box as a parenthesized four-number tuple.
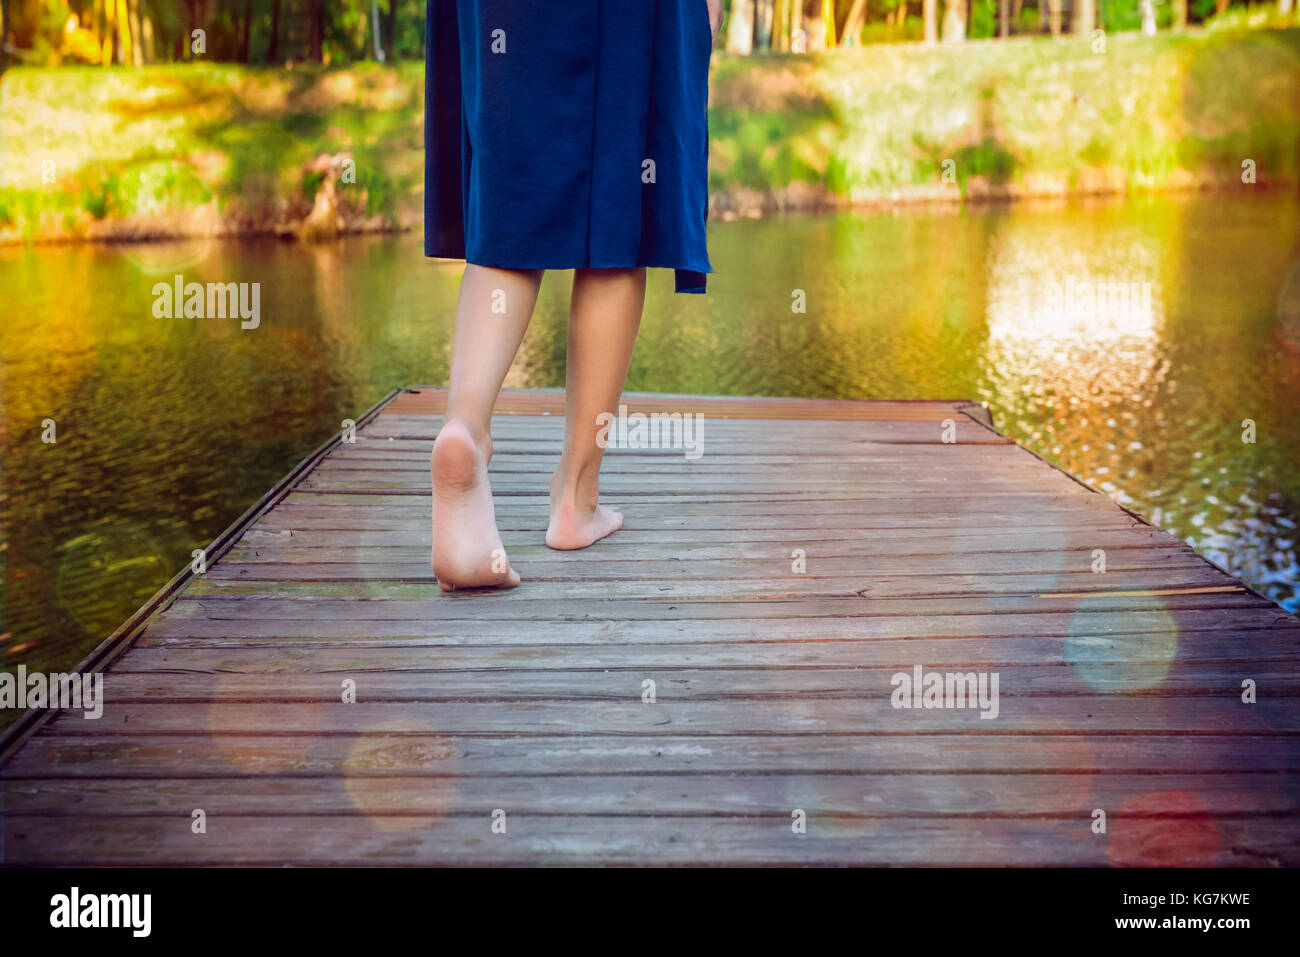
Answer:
(3, 387, 1299, 865)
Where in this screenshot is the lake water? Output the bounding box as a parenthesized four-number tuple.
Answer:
(3, 191, 1299, 715)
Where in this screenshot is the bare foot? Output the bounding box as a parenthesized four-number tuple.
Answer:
(431, 420, 520, 590)
(546, 467, 623, 550)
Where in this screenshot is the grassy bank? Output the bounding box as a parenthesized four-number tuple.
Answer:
(2, 26, 1298, 242)
(0, 61, 427, 242)
(708, 26, 1300, 212)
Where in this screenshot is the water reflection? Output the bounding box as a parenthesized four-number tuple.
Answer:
(1, 193, 1297, 709)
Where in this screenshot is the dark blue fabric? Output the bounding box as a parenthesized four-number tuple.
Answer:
(424, 0, 712, 294)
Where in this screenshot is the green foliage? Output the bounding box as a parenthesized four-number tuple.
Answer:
(704, 27, 1300, 203)
(969, 0, 1000, 39)
(113, 160, 211, 216)
(302, 168, 327, 201)
(3, 27, 1298, 238)
(5, 0, 428, 68)
(80, 177, 117, 220)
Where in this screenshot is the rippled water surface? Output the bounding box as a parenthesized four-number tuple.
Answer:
(3, 192, 1299, 709)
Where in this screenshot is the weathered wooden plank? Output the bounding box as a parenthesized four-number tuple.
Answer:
(261, 495, 1124, 512)
(309, 460, 1085, 482)
(3, 814, 1290, 866)
(177, 568, 1238, 601)
(6, 388, 1297, 867)
(226, 533, 1190, 563)
(38, 697, 1300, 735)
(8, 733, 1297, 778)
(155, 592, 1278, 626)
(201, 550, 1210, 582)
(84, 662, 1300, 700)
(321, 450, 1064, 469)
(230, 526, 1158, 554)
(138, 605, 1297, 657)
(7, 773, 1298, 817)
(385, 389, 982, 421)
(332, 439, 1028, 458)
(113, 633, 1300, 669)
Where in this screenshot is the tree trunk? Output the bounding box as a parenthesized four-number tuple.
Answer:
(1073, 0, 1094, 33)
(267, 0, 281, 61)
(0, 0, 8, 74)
(923, 0, 937, 42)
(127, 0, 143, 65)
(386, 0, 398, 58)
(792, 0, 804, 48)
(1048, 0, 1061, 36)
(239, 0, 253, 62)
(103, 0, 116, 64)
(754, 0, 774, 50)
(1215, 0, 1228, 14)
(842, 0, 868, 43)
(727, 0, 755, 54)
(999, 0, 1009, 36)
(114, 0, 130, 63)
(309, 0, 325, 62)
(185, 0, 197, 60)
(1142, 0, 1158, 32)
(942, 0, 966, 39)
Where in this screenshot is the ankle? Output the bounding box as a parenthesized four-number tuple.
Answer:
(551, 470, 600, 513)
(439, 417, 492, 459)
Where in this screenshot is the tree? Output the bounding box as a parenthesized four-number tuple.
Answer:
(842, 0, 868, 44)
(1073, 0, 1095, 34)
(1143, 0, 1158, 34)
(942, 0, 966, 39)
(755, 0, 775, 49)
(727, 0, 755, 54)
(126, 0, 143, 65)
(308, 0, 324, 61)
(237, 0, 253, 62)
(924, 0, 937, 41)
(267, 0, 281, 61)
(385, 0, 398, 58)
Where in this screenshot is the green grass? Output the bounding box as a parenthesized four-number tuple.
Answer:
(708, 27, 1300, 202)
(1, 28, 1298, 239)
(0, 61, 424, 239)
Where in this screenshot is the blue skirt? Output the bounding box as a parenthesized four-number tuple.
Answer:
(424, 0, 713, 294)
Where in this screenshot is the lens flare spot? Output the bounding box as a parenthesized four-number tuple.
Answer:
(344, 720, 457, 831)
(208, 673, 325, 774)
(1066, 596, 1179, 692)
(1108, 790, 1219, 867)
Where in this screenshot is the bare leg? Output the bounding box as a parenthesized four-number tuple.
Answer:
(547, 267, 646, 550)
(432, 263, 543, 589)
